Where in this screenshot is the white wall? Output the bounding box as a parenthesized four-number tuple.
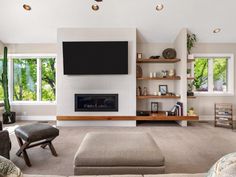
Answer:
(0, 41, 4, 54)
(57, 28, 136, 118)
(189, 43, 236, 120)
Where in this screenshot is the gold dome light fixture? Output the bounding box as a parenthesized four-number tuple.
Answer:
(92, 4, 99, 11)
(156, 4, 164, 11)
(92, 0, 102, 11)
(23, 4, 31, 11)
(213, 28, 221, 33)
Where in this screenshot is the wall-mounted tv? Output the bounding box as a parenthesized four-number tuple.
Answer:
(63, 41, 128, 75)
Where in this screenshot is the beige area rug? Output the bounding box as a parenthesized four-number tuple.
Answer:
(5, 121, 236, 176)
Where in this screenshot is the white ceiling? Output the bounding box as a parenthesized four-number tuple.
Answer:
(0, 0, 236, 44)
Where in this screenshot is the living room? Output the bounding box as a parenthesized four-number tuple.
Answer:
(0, 1, 236, 177)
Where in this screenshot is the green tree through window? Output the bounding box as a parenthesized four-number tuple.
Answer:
(41, 58, 56, 101)
(13, 59, 37, 101)
(194, 57, 228, 92)
(194, 58, 208, 91)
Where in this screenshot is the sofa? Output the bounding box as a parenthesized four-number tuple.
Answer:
(0, 120, 11, 159)
(23, 174, 206, 177)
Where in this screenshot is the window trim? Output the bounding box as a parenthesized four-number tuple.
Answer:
(192, 53, 234, 96)
(3, 54, 57, 104)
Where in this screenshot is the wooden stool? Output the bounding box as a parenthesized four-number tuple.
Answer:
(15, 123, 59, 167)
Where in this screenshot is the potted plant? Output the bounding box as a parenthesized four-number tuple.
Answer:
(187, 81, 194, 96)
(187, 33, 197, 59)
(2, 47, 15, 124)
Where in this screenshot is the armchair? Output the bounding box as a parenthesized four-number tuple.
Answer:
(0, 121, 11, 159)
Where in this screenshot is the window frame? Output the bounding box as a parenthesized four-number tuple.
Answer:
(7, 54, 57, 105)
(192, 53, 234, 96)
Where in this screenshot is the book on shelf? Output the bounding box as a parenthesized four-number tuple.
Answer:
(169, 102, 183, 116)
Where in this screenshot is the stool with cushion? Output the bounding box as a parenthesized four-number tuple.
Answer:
(15, 123, 59, 167)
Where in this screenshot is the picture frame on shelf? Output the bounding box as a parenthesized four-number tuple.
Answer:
(151, 102, 159, 113)
(159, 85, 168, 95)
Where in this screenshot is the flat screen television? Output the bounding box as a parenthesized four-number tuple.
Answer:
(63, 41, 128, 75)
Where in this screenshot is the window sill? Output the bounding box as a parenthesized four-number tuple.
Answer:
(194, 92, 234, 97)
(11, 101, 57, 106)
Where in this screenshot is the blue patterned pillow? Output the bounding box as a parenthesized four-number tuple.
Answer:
(207, 152, 236, 177)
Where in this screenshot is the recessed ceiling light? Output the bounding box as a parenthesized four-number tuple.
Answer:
(95, 0, 103, 2)
(156, 4, 164, 11)
(23, 4, 31, 11)
(213, 28, 221, 33)
(92, 4, 99, 11)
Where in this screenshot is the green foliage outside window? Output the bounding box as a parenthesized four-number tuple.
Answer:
(194, 58, 208, 91)
(194, 57, 228, 92)
(0, 57, 56, 102)
(213, 58, 227, 91)
(41, 58, 56, 101)
(13, 59, 37, 101)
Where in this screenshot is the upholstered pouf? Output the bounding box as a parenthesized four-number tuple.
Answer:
(74, 132, 165, 175)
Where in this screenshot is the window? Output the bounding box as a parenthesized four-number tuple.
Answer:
(193, 54, 234, 96)
(12, 56, 56, 102)
(0, 55, 56, 103)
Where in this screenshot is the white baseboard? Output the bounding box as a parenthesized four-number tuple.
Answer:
(17, 115, 56, 121)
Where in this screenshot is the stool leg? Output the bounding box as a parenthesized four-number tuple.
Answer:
(16, 136, 32, 167)
(41, 143, 48, 149)
(16, 136, 23, 157)
(49, 141, 57, 156)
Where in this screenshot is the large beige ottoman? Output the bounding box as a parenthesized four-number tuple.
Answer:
(74, 132, 165, 175)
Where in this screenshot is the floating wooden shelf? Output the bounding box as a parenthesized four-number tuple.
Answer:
(137, 76, 181, 80)
(187, 59, 195, 63)
(137, 111, 198, 121)
(57, 114, 199, 121)
(137, 95, 181, 99)
(137, 58, 181, 63)
(187, 77, 195, 80)
(187, 96, 196, 99)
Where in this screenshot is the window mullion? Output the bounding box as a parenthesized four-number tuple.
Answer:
(37, 58, 42, 101)
(208, 58, 214, 92)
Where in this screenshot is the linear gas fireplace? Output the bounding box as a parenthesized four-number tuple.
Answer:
(75, 94, 118, 112)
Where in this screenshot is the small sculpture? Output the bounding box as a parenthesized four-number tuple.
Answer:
(137, 86, 142, 96)
(161, 70, 168, 78)
(168, 69, 175, 77)
(143, 87, 148, 96)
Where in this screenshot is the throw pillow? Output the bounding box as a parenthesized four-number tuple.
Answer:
(207, 152, 236, 177)
(0, 155, 23, 177)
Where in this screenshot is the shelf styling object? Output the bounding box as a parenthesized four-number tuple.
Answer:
(162, 48, 177, 59)
(187, 33, 197, 59)
(214, 103, 233, 129)
(149, 55, 160, 59)
(137, 53, 142, 59)
(2, 47, 16, 124)
(151, 102, 159, 113)
(136, 65, 143, 78)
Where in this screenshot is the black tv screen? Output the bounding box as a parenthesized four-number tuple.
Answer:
(63, 41, 128, 75)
